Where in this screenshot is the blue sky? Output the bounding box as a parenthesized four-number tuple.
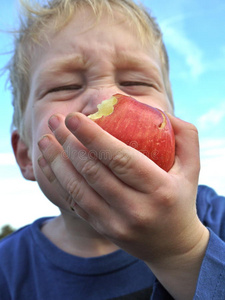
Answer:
(0, 0, 225, 229)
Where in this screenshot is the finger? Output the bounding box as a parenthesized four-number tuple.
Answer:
(167, 114, 200, 180)
(65, 112, 167, 192)
(37, 133, 110, 218)
(37, 155, 76, 211)
(48, 114, 140, 204)
(37, 134, 126, 235)
(37, 156, 90, 220)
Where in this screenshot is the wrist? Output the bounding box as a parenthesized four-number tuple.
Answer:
(146, 221, 209, 300)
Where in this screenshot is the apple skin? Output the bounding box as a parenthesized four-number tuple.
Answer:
(88, 93, 175, 172)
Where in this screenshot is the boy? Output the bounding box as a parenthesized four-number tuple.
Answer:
(1, 0, 225, 299)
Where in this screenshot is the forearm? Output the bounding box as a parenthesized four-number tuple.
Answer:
(146, 221, 209, 300)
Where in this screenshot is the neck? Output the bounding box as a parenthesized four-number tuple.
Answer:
(41, 212, 119, 257)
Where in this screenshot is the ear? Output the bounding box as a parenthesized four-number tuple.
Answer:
(11, 130, 36, 181)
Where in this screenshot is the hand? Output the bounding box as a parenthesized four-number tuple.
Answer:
(38, 112, 209, 299)
(38, 112, 203, 256)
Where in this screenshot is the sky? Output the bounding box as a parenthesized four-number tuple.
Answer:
(0, 0, 225, 230)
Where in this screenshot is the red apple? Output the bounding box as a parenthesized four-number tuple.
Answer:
(88, 93, 175, 172)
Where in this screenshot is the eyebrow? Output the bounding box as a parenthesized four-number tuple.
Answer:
(39, 54, 88, 76)
(36, 50, 160, 80)
(115, 51, 161, 72)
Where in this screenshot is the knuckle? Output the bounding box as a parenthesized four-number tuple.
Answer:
(126, 206, 150, 232)
(109, 149, 132, 175)
(187, 122, 199, 136)
(103, 211, 147, 243)
(66, 177, 84, 201)
(105, 222, 131, 243)
(155, 185, 176, 208)
(80, 158, 101, 183)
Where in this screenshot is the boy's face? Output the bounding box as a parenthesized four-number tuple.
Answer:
(22, 7, 172, 211)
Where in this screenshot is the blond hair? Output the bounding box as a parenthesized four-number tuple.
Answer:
(7, 0, 173, 140)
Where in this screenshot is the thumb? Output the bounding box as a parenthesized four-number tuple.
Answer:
(167, 114, 200, 180)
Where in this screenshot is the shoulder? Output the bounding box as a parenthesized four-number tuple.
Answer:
(0, 217, 52, 260)
(197, 185, 225, 213)
(0, 217, 54, 280)
(197, 185, 225, 211)
(197, 184, 222, 199)
(0, 217, 53, 298)
(0, 224, 31, 252)
(197, 185, 225, 239)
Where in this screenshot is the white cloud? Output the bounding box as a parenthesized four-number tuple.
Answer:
(0, 153, 16, 166)
(197, 102, 225, 130)
(0, 177, 59, 229)
(199, 137, 225, 195)
(0, 153, 59, 229)
(161, 24, 205, 79)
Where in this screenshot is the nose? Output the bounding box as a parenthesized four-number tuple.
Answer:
(81, 87, 123, 116)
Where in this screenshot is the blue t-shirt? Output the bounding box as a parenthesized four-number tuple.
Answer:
(1, 185, 225, 299)
(0, 221, 154, 299)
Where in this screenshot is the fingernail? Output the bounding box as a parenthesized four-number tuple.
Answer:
(65, 114, 80, 132)
(38, 156, 48, 168)
(38, 135, 50, 150)
(37, 155, 56, 183)
(48, 115, 60, 131)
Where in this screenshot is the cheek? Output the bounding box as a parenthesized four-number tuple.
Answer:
(30, 133, 71, 211)
(29, 114, 72, 211)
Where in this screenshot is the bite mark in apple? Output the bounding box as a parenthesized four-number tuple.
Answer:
(88, 96, 118, 119)
(158, 111, 166, 129)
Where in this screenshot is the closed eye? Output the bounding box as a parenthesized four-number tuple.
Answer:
(120, 81, 153, 87)
(48, 84, 82, 93)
